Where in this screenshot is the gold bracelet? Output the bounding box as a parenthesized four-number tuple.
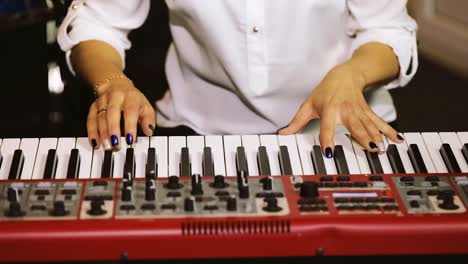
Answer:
(93, 74, 133, 98)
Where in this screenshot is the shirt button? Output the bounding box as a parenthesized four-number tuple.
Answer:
(71, 4, 79, 10)
(252, 26, 260, 33)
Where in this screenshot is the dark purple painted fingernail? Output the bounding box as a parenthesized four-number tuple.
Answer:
(111, 135, 119, 147)
(397, 134, 404, 141)
(126, 134, 134, 145)
(369, 142, 378, 150)
(324, 147, 333, 159)
(91, 139, 97, 149)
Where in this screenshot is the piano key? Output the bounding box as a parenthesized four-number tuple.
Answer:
(8, 150, 24, 180)
(236, 146, 249, 177)
(76, 138, 93, 179)
(202, 147, 215, 176)
(333, 145, 350, 174)
(43, 149, 58, 179)
(313, 134, 337, 175)
(18, 138, 39, 180)
(278, 145, 293, 175)
(123, 148, 135, 180)
(168, 136, 186, 177)
(386, 136, 414, 174)
(421, 133, 448, 173)
(223, 135, 242, 177)
(66, 149, 80, 179)
(32, 138, 57, 180)
(404, 133, 436, 173)
(112, 137, 128, 178)
(457, 133, 468, 165)
(90, 146, 104, 179)
(0, 139, 2, 168)
(278, 135, 303, 175)
(439, 132, 468, 172)
(334, 134, 360, 174)
(440, 143, 462, 173)
(365, 150, 384, 174)
(133, 137, 149, 178)
(55, 138, 76, 179)
(101, 150, 114, 178)
(350, 139, 371, 174)
(386, 144, 406, 173)
(150, 136, 168, 178)
(146, 147, 157, 179)
(295, 134, 315, 175)
(463, 144, 468, 165)
(311, 145, 327, 175)
(0, 139, 21, 180)
(187, 136, 205, 176)
(259, 135, 281, 176)
(180, 147, 191, 177)
(257, 146, 271, 176)
(241, 135, 260, 177)
(408, 144, 428, 173)
(205, 136, 226, 176)
(377, 137, 393, 174)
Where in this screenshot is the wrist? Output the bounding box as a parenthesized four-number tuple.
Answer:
(333, 62, 367, 91)
(93, 74, 133, 98)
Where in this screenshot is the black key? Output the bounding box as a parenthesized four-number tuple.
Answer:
(123, 148, 135, 180)
(146, 147, 157, 179)
(311, 145, 327, 175)
(462, 143, 468, 165)
(179, 147, 191, 177)
(333, 145, 349, 175)
(365, 150, 383, 174)
(101, 150, 114, 178)
(386, 144, 405, 173)
(278, 145, 293, 175)
(0, 151, 3, 169)
(440, 143, 462, 173)
(257, 146, 271, 176)
(202, 147, 215, 176)
(236, 146, 249, 177)
(43, 149, 58, 179)
(66, 149, 80, 179)
(408, 144, 428, 173)
(8, 149, 24, 180)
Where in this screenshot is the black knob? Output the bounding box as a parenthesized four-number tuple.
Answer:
(439, 194, 459, 210)
(263, 197, 282, 212)
(165, 176, 182, 189)
(184, 198, 195, 212)
(300, 182, 319, 198)
(262, 177, 273, 191)
(191, 174, 203, 195)
(88, 199, 107, 216)
(145, 180, 156, 201)
(5, 202, 25, 217)
(7, 187, 18, 202)
(50, 201, 69, 216)
(226, 196, 237, 211)
(121, 186, 132, 201)
(123, 179, 133, 188)
(212, 175, 228, 188)
(238, 184, 249, 199)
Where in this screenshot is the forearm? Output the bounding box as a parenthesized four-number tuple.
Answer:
(343, 42, 400, 90)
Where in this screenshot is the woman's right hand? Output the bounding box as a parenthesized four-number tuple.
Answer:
(87, 77, 156, 150)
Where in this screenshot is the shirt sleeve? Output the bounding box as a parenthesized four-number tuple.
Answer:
(57, 0, 150, 75)
(346, 0, 418, 89)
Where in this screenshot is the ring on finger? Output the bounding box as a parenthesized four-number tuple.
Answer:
(97, 108, 107, 114)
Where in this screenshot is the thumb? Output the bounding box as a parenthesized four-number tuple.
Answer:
(278, 102, 319, 135)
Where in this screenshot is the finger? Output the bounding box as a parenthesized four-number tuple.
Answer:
(106, 91, 125, 150)
(96, 97, 112, 150)
(344, 113, 378, 153)
(140, 103, 157, 137)
(278, 102, 318, 135)
(123, 99, 140, 146)
(359, 111, 385, 153)
(318, 107, 336, 158)
(86, 103, 99, 149)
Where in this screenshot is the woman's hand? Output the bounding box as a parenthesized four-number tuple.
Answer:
(87, 78, 156, 150)
(278, 63, 403, 157)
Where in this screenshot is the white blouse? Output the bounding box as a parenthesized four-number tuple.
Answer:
(58, 0, 418, 135)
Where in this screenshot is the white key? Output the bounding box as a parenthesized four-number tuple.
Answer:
(439, 132, 468, 172)
(259, 135, 281, 176)
(334, 134, 360, 174)
(75, 138, 93, 179)
(350, 138, 371, 174)
(113, 138, 128, 178)
(32, 138, 58, 180)
(187, 136, 205, 175)
(168, 136, 186, 176)
(386, 136, 414, 173)
(375, 137, 394, 174)
(296, 134, 315, 175)
(241, 135, 260, 176)
(134, 137, 149, 178)
(151, 136, 168, 178)
(205, 136, 226, 176)
(0, 139, 21, 180)
(404, 133, 436, 173)
(422, 133, 448, 173)
(19, 138, 39, 180)
(55, 138, 77, 179)
(313, 134, 337, 175)
(458, 132, 468, 145)
(278, 135, 303, 175)
(223, 135, 242, 177)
